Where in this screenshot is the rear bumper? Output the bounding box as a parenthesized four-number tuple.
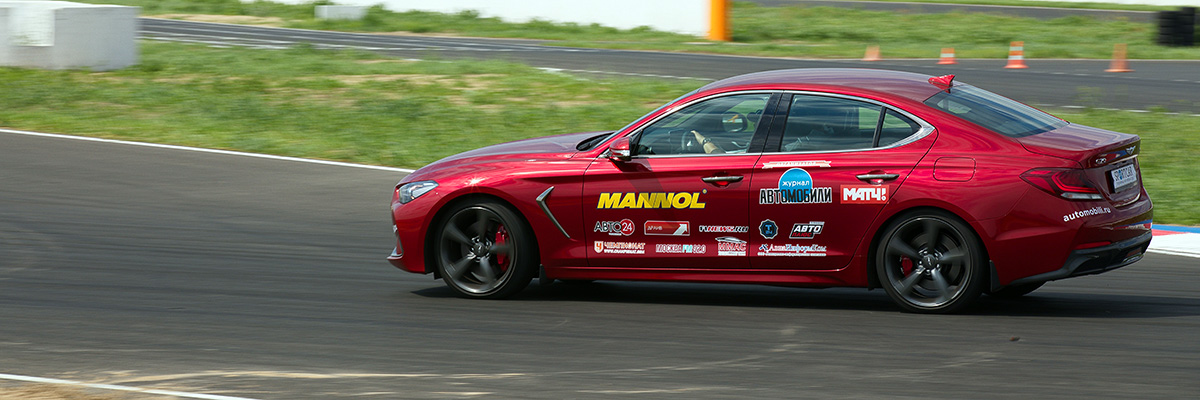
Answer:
(1006, 231, 1151, 287)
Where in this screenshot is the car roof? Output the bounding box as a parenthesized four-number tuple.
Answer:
(697, 68, 946, 103)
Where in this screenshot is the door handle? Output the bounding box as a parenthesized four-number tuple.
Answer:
(702, 175, 744, 184)
(855, 173, 899, 183)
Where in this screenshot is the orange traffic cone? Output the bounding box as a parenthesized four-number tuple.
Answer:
(938, 47, 957, 65)
(862, 45, 881, 62)
(1004, 41, 1028, 69)
(1106, 43, 1133, 73)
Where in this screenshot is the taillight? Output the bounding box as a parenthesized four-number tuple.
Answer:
(1021, 168, 1103, 201)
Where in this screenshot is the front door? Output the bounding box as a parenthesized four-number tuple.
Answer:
(582, 92, 779, 269)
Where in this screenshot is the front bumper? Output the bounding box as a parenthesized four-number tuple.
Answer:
(1006, 231, 1152, 287)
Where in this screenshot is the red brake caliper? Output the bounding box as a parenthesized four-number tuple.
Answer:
(494, 225, 510, 271)
(900, 257, 914, 275)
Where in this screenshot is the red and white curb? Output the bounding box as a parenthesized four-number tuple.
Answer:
(1150, 225, 1200, 258)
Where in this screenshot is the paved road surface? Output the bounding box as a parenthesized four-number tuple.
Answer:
(2, 131, 1197, 399)
(139, 18, 1200, 114)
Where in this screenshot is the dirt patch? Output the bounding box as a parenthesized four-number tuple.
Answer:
(150, 14, 288, 27)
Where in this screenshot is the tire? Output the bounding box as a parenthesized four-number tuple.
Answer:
(986, 282, 1044, 299)
(875, 210, 986, 313)
(433, 200, 537, 299)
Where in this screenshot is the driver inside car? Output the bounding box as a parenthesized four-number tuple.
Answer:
(690, 130, 725, 154)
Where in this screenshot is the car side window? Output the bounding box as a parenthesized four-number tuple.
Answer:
(876, 109, 921, 147)
(633, 94, 770, 156)
(780, 95, 881, 152)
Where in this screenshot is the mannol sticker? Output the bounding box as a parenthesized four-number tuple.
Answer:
(841, 185, 889, 204)
(759, 168, 833, 205)
(598, 192, 706, 209)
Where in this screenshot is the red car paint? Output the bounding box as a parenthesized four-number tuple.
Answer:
(388, 68, 1152, 305)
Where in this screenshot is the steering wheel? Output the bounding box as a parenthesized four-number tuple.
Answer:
(668, 129, 701, 153)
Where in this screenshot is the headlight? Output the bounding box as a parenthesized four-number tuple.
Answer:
(396, 180, 438, 204)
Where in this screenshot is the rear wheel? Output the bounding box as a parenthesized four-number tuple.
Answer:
(434, 200, 537, 299)
(875, 211, 985, 313)
(986, 282, 1044, 298)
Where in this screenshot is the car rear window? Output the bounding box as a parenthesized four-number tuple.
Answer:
(924, 85, 1065, 138)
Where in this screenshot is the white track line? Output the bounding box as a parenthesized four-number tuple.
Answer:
(0, 373, 262, 400)
(0, 128, 415, 173)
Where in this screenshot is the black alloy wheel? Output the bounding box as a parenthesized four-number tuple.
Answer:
(435, 200, 537, 298)
(876, 210, 986, 313)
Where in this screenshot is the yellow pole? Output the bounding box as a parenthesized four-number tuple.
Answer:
(708, 0, 730, 41)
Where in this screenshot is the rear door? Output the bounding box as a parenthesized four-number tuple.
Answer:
(749, 93, 934, 270)
(582, 92, 781, 268)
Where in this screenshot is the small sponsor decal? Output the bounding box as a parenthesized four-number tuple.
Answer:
(841, 185, 889, 204)
(598, 191, 706, 209)
(655, 243, 707, 254)
(789, 221, 825, 239)
(756, 243, 827, 257)
(763, 160, 832, 169)
(644, 220, 690, 236)
(594, 219, 636, 236)
(716, 236, 748, 256)
(594, 241, 646, 255)
(1063, 207, 1112, 222)
(759, 168, 833, 205)
(759, 219, 779, 239)
(698, 225, 750, 233)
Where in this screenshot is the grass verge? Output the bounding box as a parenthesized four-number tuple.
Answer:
(79, 0, 1200, 60)
(0, 42, 1195, 224)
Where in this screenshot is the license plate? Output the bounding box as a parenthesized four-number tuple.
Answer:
(1110, 164, 1138, 192)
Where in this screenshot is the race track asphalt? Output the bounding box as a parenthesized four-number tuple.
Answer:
(139, 18, 1200, 114)
(2, 131, 1197, 399)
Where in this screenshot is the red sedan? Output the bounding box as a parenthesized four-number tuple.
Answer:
(388, 68, 1152, 313)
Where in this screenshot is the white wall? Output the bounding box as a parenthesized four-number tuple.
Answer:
(275, 0, 713, 36)
(0, 1, 139, 71)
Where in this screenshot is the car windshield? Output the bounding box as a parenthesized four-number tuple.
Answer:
(924, 85, 1066, 138)
(577, 89, 699, 151)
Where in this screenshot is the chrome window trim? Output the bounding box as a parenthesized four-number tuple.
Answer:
(626, 90, 777, 159)
(626, 90, 936, 159)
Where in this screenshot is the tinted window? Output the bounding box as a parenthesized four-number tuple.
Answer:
(925, 85, 1065, 138)
(779, 95, 879, 152)
(634, 93, 770, 155)
(877, 109, 920, 147)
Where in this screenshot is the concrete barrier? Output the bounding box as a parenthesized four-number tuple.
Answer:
(316, 5, 367, 20)
(275, 0, 711, 36)
(0, 1, 139, 71)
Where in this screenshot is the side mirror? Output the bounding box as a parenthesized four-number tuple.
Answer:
(608, 137, 632, 162)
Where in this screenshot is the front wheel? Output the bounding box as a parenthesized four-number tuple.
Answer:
(875, 211, 986, 313)
(434, 200, 537, 299)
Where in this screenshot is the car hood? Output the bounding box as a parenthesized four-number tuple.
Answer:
(408, 131, 610, 177)
(1017, 123, 1140, 168)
